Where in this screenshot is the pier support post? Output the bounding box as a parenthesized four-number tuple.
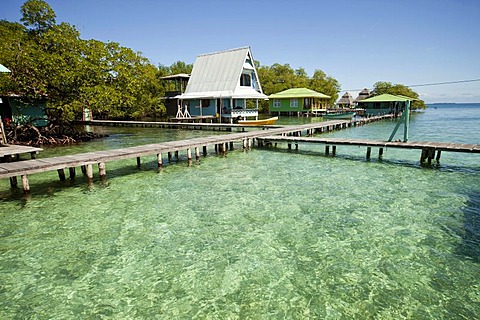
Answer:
(195, 147, 200, 161)
(10, 176, 18, 189)
(332, 146, 337, 157)
(174, 151, 179, 161)
(86, 164, 94, 181)
(21, 174, 30, 193)
(427, 149, 435, 165)
(98, 162, 106, 177)
(98, 162, 107, 184)
(436, 150, 442, 163)
(379, 148, 384, 159)
(81, 165, 87, 175)
(187, 148, 192, 166)
(325, 145, 330, 156)
(168, 152, 172, 162)
(366, 147, 372, 160)
(203, 145, 207, 156)
(229, 141, 234, 151)
(288, 143, 292, 150)
(137, 157, 141, 169)
(57, 169, 66, 181)
(69, 167, 76, 179)
(157, 153, 163, 170)
(420, 148, 428, 163)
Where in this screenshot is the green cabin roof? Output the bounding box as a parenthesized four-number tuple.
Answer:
(360, 93, 412, 102)
(268, 88, 330, 99)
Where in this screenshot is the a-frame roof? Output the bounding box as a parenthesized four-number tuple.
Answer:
(178, 47, 266, 99)
(268, 88, 330, 99)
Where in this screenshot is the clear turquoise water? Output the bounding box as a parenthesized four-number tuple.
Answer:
(1, 104, 479, 319)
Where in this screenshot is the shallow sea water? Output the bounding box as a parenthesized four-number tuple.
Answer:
(1, 104, 479, 319)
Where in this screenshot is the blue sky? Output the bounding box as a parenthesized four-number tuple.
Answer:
(2, 0, 480, 103)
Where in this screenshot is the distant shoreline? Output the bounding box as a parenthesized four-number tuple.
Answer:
(427, 102, 480, 105)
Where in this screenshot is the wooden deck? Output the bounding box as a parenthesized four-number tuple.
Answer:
(0, 144, 43, 160)
(257, 136, 480, 163)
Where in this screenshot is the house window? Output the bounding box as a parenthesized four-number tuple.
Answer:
(201, 99, 210, 108)
(240, 74, 251, 87)
(273, 99, 281, 108)
(290, 99, 298, 108)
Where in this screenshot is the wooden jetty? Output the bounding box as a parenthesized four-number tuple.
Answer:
(80, 114, 393, 131)
(257, 136, 480, 163)
(0, 115, 403, 193)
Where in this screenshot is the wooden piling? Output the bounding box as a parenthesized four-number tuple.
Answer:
(195, 147, 200, 160)
(157, 153, 163, 169)
(187, 148, 192, 165)
(420, 148, 428, 163)
(168, 152, 172, 162)
(203, 145, 207, 156)
(379, 148, 384, 159)
(10, 176, 17, 189)
(137, 157, 141, 169)
(21, 174, 29, 193)
(81, 165, 87, 175)
(69, 167, 76, 179)
(366, 147, 372, 160)
(86, 164, 94, 181)
(98, 162, 106, 177)
(332, 146, 336, 157)
(57, 169, 66, 181)
(174, 151, 179, 161)
(325, 145, 330, 155)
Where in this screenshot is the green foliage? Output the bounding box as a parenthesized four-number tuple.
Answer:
(373, 81, 426, 109)
(20, 0, 56, 32)
(257, 63, 340, 112)
(0, 1, 166, 121)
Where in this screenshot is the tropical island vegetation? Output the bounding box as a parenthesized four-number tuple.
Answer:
(0, 0, 425, 146)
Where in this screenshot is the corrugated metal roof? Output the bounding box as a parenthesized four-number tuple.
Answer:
(180, 47, 266, 99)
(360, 93, 411, 102)
(268, 88, 330, 99)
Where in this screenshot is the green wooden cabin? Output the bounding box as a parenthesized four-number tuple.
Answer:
(358, 94, 411, 116)
(268, 88, 330, 115)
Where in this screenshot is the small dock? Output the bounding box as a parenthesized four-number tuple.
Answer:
(0, 144, 43, 161)
(257, 136, 480, 163)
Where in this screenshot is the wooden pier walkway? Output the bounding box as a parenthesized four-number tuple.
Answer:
(257, 136, 480, 163)
(0, 114, 407, 193)
(81, 114, 394, 131)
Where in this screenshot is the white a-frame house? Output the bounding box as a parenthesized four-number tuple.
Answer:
(177, 47, 267, 123)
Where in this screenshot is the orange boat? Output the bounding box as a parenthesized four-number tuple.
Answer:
(238, 116, 279, 126)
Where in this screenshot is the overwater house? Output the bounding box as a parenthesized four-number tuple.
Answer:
(357, 93, 411, 116)
(354, 88, 371, 105)
(160, 73, 190, 118)
(176, 47, 268, 123)
(336, 92, 354, 109)
(268, 88, 331, 116)
(0, 95, 48, 127)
